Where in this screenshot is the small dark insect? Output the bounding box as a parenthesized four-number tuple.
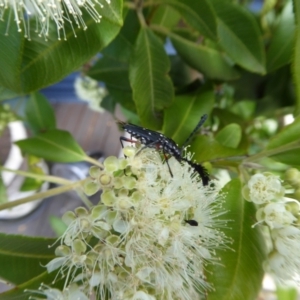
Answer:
(185, 220, 198, 226)
(118, 115, 209, 185)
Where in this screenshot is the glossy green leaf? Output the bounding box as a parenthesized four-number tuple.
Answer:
(15, 129, 87, 162)
(266, 116, 300, 164)
(215, 123, 242, 148)
(129, 27, 174, 129)
(162, 0, 217, 40)
(0, 86, 19, 101)
(191, 135, 246, 163)
(170, 33, 239, 81)
(0, 271, 61, 300)
(163, 85, 214, 145)
(102, 9, 139, 62)
(211, 0, 266, 74)
(292, 0, 300, 116)
(267, 1, 295, 72)
(207, 179, 266, 300)
(151, 5, 181, 30)
(0, 0, 122, 94)
(25, 92, 56, 134)
(0, 233, 55, 285)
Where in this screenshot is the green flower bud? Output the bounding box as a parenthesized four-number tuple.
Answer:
(99, 173, 113, 188)
(123, 146, 136, 157)
(285, 168, 300, 187)
(106, 234, 120, 246)
(285, 202, 300, 215)
(55, 245, 71, 256)
(104, 156, 119, 172)
(294, 188, 300, 200)
(114, 177, 123, 189)
(92, 227, 109, 239)
(75, 207, 89, 216)
(131, 191, 143, 203)
(119, 188, 128, 197)
(83, 178, 100, 196)
(118, 158, 128, 170)
(123, 176, 136, 190)
(91, 205, 107, 220)
(101, 190, 117, 206)
(89, 166, 101, 178)
(73, 239, 87, 255)
(62, 211, 76, 225)
(106, 211, 118, 225)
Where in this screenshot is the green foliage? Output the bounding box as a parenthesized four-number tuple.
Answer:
(207, 179, 266, 300)
(1, 0, 300, 298)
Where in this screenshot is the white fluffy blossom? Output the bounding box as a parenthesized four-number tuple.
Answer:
(74, 76, 107, 112)
(43, 147, 230, 300)
(0, 0, 111, 39)
(243, 173, 285, 204)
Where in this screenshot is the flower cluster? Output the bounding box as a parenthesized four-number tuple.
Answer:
(0, 0, 110, 40)
(243, 172, 300, 284)
(36, 146, 229, 300)
(74, 76, 107, 112)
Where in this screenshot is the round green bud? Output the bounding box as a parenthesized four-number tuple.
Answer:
(104, 156, 119, 172)
(131, 191, 143, 203)
(106, 211, 118, 225)
(83, 178, 100, 196)
(101, 190, 117, 206)
(75, 207, 89, 216)
(55, 245, 71, 257)
(92, 227, 109, 239)
(73, 239, 87, 255)
(123, 176, 137, 190)
(62, 211, 76, 225)
(119, 188, 128, 197)
(99, 173, 113, 188)
(285, 168, 300, 187)
(123, 146, 136, 157)
(118, 158, 128, 170)
(89, 166, 101, 178)
(294, 188, 300, 200)
(114, 177, 123, 189)
(91, 205, 107, 220)
(106, 234, 120, 246)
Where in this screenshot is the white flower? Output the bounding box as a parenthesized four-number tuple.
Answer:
(74, 76, 107, 112)
(46, 147, 229, 299)
(243, 173, 285, 204)
(272, 226, 300, 257)
(28, 283, 89, 300)
(0, 0, 110, 40)
(256, 202, 296, 229)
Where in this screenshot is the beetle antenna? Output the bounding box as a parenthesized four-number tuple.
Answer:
(181, 114, 208, 153)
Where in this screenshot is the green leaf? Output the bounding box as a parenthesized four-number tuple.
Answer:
(15, 129, 87, 162)
(163, 85, 214, 145)
(151, 5, 181, 30)
(292, 0, 300, 116)
(25, 92, 56, 134)
(267, 1, 295, 72)
(129, 27, 174, 129)
(162, 0, 217, 40)
(266, 116, 300, 164)
(0, 86, 20, 101)
(207, 179, 266, 300)
(0, 271, 61, 300)
(191, 135, 246, 162)
(0, 233, 55, 285)
(102, 9, 139, 62)
(0, 1, 123, 94)
(215, 123, 242, 148)
(170, 33, 240, 81)
(211, 0, 266, 74)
